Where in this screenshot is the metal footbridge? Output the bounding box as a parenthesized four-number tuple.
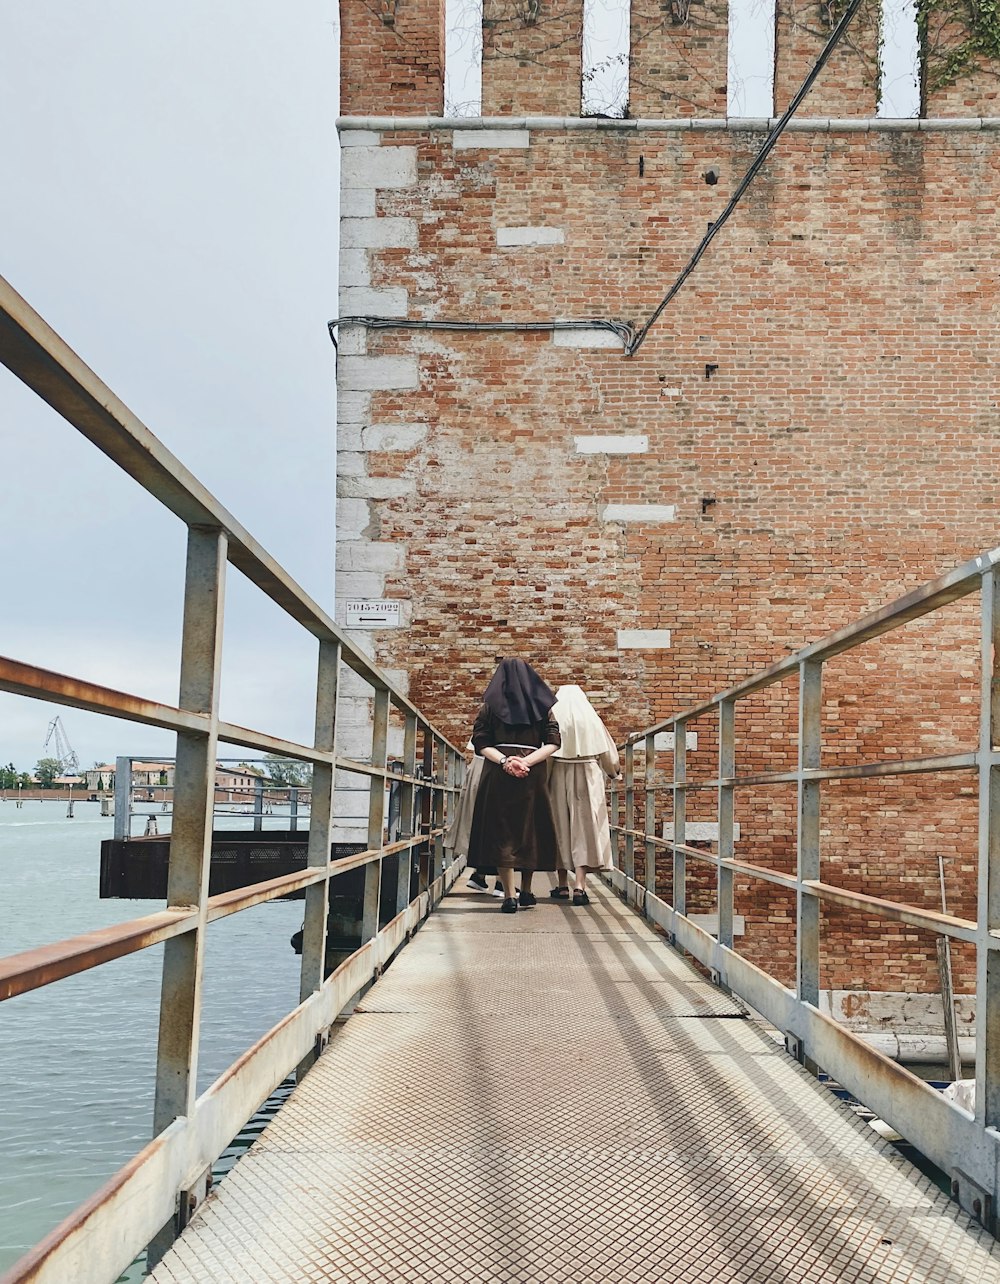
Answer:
(6, 277, 1000, 1284)
(149, 876, 1000, 1284)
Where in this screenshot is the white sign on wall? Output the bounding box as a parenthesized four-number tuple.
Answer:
(344, 600, 402, 628)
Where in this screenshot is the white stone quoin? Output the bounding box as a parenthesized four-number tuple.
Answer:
(574, 435, 648, 453)
(617, 630, 672, 649)
(341, 217, 417, 250)
(338, 356, 420, 392)
(340, 146, 418, 189)
(339, 286, 409, 318)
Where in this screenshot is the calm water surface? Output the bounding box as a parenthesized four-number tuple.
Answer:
(0, 801, 303, 1274)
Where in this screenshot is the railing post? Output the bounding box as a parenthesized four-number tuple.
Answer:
(673, 720, 687, 926)
(363, 687, 390, 944)
(253, 774, 264, 831)
(609, 774, 619, 866)
(976, 568, 1000, 1131)
(416, 731, 432, 895)
(396, 712, 418, 914)
(443, 746, 458, 871)
(644, 733, 656, 896)
(718, 698, 735, 951)
(289, 786, 299, 833)
(114, 755, 131, 840)
(624, 740, 635, 883)
(149, 526, 226, 1262)
(431, 736, 445, 893)
(299, 640, 340, 1013)
(797, 659, 823, 1015)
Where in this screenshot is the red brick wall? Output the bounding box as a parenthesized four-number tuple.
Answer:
(922, 9, 1000, 116)
(773, 0, 879, 116)
(629, 0, 728, 118)
(481, 0, 585, 115)
(339, 0, 445, 115)
(338, 119, 1000, 998)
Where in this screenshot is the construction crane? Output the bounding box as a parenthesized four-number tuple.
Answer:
(43, 716, 80, 774)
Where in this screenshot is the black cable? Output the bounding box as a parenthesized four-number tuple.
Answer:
(626, 0, 864, 356)
(327, 316, 635, 346)
(328, 0, 864, 362)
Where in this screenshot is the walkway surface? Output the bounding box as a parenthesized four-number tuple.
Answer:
(151, 877, 1000, 1283)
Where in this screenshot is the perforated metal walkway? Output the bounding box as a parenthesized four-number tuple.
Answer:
(151, 878, 1000, 1283)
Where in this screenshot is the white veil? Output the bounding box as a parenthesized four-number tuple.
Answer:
(552, 685, 616, 758)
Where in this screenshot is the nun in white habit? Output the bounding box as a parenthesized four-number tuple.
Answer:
(549, 685, 621, 906)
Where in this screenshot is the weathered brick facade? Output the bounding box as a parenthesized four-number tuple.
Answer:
(335, 0, 1000, 1024)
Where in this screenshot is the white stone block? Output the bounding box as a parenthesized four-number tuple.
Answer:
(554, 329, 624, 349)
(575, 435, 648, 454)
(689, 913, 746, 937)
(601, 504, 677, 523)
(363, 422, 428, 451)
(336, 424, 363, 451)
(336, 329, 368, 357)
(337, 450, 365, 477)
(341, 217, 417, 250)
(617, 629, 672, 649)
(338, 356, 420, 392)
(337, 391, 372, 425)
(338, 129, 382, 147)
(381, 667, 411, 696)
(339, 286, 409, 318)
(339, 249, 371, 289)
(336, 497, 372, 539)
(338, 541, 406, 572)
(338, 475, 417, 499)
(497, 226, 565, 247)
(661, 821, 742, 841)
(337, 570, 386, 598)
(630, 732, 699, 752)
(340, 189, 377, 219)
(453, 129, 530, 149)
(341, 146, 418, 190)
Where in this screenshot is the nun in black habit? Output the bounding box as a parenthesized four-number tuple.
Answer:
(466, 658, 563, 914)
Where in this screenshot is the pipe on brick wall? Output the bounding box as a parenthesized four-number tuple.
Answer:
(337, 115, 1000, 134)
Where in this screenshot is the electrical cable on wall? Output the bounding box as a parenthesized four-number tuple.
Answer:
(327, 0, 864, 361)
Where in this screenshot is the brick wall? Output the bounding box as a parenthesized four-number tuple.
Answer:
(629, 0, 728, 118)
(336, 13, 1000, 1011)
(481, 0, 584, 115)
(339, 0, 445, 115)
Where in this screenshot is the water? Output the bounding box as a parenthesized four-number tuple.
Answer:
(0, 801, 304, 1275)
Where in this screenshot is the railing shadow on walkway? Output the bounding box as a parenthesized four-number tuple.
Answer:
(610, 541, 1000, 1236)
(0, 275, 464, 1284)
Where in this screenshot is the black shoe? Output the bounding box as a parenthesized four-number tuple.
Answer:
(500, 897, 519, 914)
(518, 891, 537, 908)
(572, 889, 590, 906)
(468, 873, 489, 892)
(550, 886, 570, 899)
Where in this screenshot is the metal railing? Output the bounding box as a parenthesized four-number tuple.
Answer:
(110, 757, 314, 837)
(609, 544, 1000, 1231)
(0, 274, 464, 1284)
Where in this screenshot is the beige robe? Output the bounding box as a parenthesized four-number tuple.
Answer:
(443, 755, 484, 859)
(550, 745, 619, 872)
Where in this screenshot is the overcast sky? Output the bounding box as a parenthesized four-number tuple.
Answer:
(0, 2, 917, 778)
(0, 3, 339, 773)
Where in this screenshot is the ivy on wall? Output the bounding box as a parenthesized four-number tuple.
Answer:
(918, 0, 1000, 93)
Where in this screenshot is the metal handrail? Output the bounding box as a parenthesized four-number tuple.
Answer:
(609, 543, 1000, 1233)
(0, 273, 466, 1284)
